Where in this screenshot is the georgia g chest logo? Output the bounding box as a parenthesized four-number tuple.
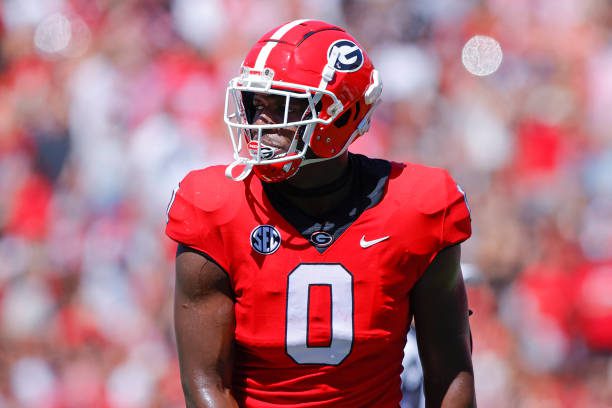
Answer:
(327, 39, 364, 72)
(250, 225, 281, 255)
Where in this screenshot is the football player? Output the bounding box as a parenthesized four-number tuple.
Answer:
(166, 19, 475, 407)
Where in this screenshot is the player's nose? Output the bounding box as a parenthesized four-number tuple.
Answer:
(253, 108, 283, 126)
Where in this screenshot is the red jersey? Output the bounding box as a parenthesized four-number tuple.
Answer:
(166, 154, 471, 407)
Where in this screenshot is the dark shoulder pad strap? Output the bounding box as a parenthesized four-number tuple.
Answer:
(176, 243, 226, 273)
(176, 243, 207, 257)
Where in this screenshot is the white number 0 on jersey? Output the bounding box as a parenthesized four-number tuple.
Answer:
(286, 264, 353, 365)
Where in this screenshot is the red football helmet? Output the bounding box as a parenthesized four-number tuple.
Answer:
(224, 19, 382, 182)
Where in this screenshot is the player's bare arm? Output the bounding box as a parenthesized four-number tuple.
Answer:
(411, 244, 476, 408)
(174, 245, 238, 408)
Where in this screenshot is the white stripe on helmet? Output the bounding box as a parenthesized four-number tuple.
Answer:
(254, 19, 310, 71)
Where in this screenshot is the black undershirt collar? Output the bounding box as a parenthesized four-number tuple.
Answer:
(270, 158, 353, 197)
(262, 153, 391, 253)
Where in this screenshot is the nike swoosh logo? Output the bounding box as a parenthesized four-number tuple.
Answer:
(360, 235, 390, 248)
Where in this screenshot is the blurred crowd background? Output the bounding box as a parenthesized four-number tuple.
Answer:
(1, 0, 611, 407)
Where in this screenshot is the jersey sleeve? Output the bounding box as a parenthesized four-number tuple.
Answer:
(165, 170, 229, 271)
(405, 167, 472, 281)
(439, 170, 472, 250)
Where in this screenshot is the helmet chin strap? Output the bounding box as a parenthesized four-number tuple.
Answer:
(225, 159, 254, 181)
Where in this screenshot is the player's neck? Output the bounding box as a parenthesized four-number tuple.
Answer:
(272, 153, 353, 217)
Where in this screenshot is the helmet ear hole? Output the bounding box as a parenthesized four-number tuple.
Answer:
(353, 102, 361, 120)
(333, 108, 352, 128)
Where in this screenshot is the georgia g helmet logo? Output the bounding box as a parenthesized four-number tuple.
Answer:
(327, 40, 364, 72)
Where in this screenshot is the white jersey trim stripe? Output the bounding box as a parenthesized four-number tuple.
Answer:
(254, 19, 310, 71)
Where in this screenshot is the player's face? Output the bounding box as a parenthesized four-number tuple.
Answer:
(251, 94, 309, 152)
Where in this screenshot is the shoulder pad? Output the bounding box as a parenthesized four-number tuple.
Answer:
(397, 164, 472, 250)
(165, 166, 242, 269)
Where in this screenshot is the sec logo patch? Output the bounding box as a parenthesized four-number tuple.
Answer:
(251, 225, 281, 255)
